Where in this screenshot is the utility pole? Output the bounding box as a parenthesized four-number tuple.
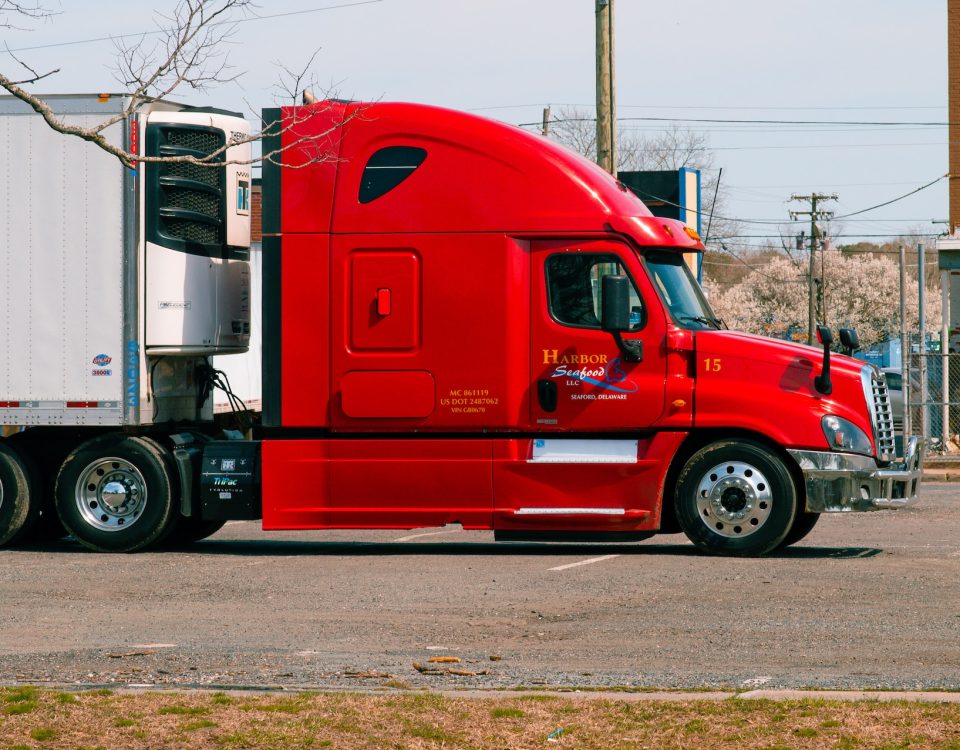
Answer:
(541, 105, 551, 137)
(790, 193, 837, 345)
(595, 0, 616, 174)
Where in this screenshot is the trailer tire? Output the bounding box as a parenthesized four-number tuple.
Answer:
(777, 511, 820, 550)
(55, 434, 179, 553)
(5, 431, 70, 543)
(0, 441, 40, 548)
(675, 439, 797, 557)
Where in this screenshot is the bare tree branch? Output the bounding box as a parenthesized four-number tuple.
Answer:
(0, 0, 53, 29)
(271, 47, 322, 106)
(0, 0, 350, 170)
(2, 43, 58, 84)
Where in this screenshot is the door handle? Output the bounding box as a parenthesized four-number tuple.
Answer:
(537, 379, 558, 413)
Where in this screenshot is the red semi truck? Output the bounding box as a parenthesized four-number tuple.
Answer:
(0, 99, 925, 556)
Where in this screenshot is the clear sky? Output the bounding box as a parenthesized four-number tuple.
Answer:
(1, 0, 949, 252)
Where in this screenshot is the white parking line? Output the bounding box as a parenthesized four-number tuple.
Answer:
(549, 554, 620, 571)
(393, 528, 465, 543)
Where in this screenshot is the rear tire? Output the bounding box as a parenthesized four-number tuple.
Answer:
(675, 439, 797, 557)
(0, 441, 39, 548)
(163, 517, 227, 547)
(55, 434, 179, 552)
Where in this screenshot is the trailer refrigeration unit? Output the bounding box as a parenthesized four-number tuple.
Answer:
(0, 97, 925, 556)
(0, 94, 251, 550)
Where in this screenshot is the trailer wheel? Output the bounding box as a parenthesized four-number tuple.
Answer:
(55, 434, 178, 552)
(675, 440, 797, 557)
(0, 441, 40, 548)
(777, 511, 820, 550)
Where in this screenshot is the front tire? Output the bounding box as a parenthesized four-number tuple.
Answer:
(675, 439, 797, 557)
(55, 434, 179, 552)
(777, 511, 820, 549)
(0, 441, 40, 547)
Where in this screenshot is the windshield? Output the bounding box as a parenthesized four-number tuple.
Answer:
(643, 250, 723, 330)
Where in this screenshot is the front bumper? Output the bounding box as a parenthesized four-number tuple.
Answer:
(787, 436, 926, 513)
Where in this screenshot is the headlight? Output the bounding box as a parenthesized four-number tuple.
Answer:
(822, 415, 873, 456)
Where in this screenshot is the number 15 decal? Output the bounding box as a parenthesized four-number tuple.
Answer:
(704, 358, 722, 372)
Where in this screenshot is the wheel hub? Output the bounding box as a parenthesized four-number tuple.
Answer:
(696, 460, 773, 538)
(719, 485, 748, 514)
(75, 459, 147, 532)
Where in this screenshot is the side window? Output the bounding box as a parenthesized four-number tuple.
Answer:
(545, 253, 644, 330)
(359, 146, 427, 204)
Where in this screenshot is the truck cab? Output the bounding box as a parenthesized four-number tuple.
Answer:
(248, 100, 924, 556)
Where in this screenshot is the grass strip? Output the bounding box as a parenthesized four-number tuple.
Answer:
(0, 687, 958, 749)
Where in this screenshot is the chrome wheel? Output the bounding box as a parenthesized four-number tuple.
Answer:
(56, 434, 178, 552)
(695, 460, 773, 538)
(74, 457, 148, 532)
(676, 440, 797, 557)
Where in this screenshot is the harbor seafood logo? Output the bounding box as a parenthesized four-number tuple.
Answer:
(542, 349, 638, 395)
(92, 354, 112, 366)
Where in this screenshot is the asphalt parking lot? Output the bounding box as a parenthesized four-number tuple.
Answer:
(0, 482, 957, 692)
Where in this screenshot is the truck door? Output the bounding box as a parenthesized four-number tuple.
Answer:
(531, 239, 668, 430)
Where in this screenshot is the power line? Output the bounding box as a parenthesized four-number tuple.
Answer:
(832, 174, 948, 219)
(3, 1, 385, 54)
(480, 102, 946, 114)
(618, 115, 948, 127)
(622, 142, 947, 152)
(630, 174, 945, 228)
(714, 233, 940, 239)
(524, 115, 948, 128)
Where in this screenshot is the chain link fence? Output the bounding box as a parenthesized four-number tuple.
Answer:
(903, 352, 960, 455)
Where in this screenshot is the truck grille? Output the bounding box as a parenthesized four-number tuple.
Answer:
(864, 367, 896, 462)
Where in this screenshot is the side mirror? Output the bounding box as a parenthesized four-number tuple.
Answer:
(814, 325, 833, 396)
(601, 275, 631, 332)
(839, 328, 860, 355)
(601, 275, 643, 363)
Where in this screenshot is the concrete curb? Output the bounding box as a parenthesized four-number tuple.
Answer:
(442, 689, 960, 704)
(12, 684, 959, 704)
(922, 470, 960, 482)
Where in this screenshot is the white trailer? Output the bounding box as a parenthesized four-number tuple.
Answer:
(0, 94, 251, 551)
